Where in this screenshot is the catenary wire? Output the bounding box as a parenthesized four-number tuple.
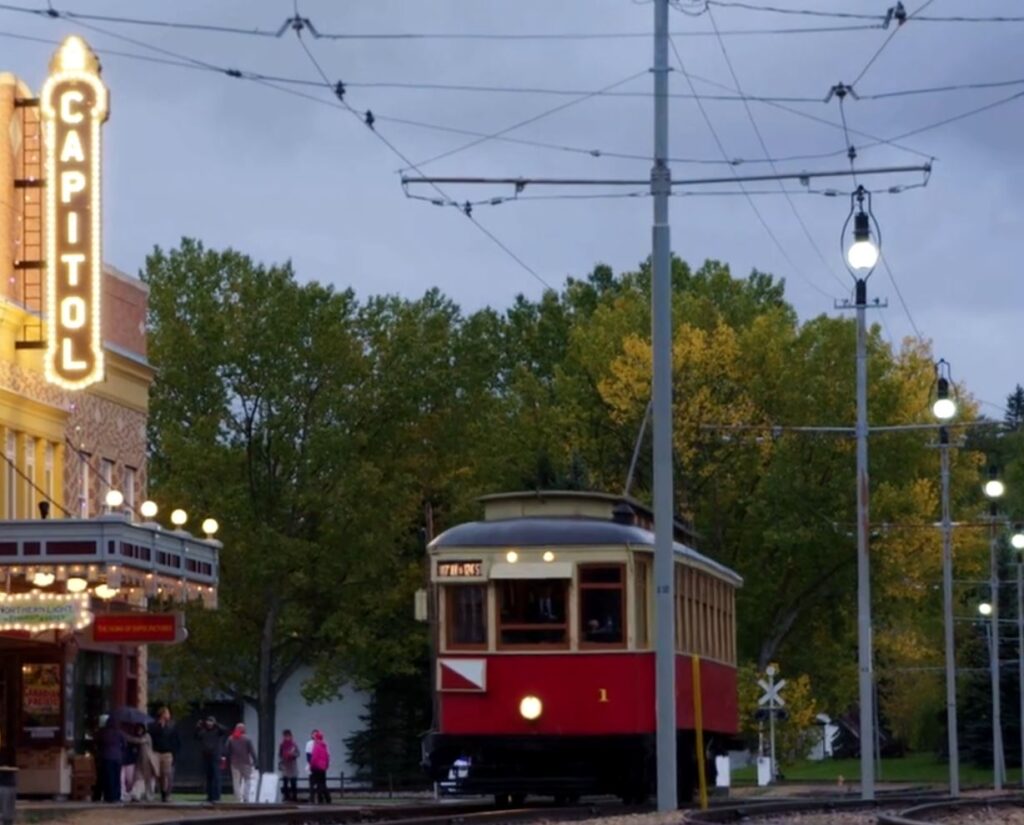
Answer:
(0, 2, 889, 38)
(403, 69, 651, 172)
(292, 20, 553, 291)
(850, 0, 936, 88)
(705, 6, 848, 289)
(670, 36, 842, 299)
(879, 254, 924, 341)
(705, 1, 1024, 24)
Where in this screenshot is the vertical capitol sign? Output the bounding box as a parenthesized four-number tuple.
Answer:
(41, 36, 108, 389)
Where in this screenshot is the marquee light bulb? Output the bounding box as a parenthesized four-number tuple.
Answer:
(140, 500, 158, 519)
(105, 489, 123, 508)
(170, 509, 187, 527)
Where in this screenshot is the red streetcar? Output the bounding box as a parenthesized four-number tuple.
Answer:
(421, 490, 742, 803)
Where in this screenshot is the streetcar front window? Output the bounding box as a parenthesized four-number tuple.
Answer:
(580, 564, 625, 647)
(446, 585, 487, 649)
(497, 579, 568, 647)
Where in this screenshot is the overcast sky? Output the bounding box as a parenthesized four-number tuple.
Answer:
(3, 0, 1021, 414)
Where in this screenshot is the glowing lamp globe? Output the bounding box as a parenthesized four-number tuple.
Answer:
(201, 518, 219, 537)
(847, 239, 879, 271)
(170, 509, 188, 527)
(95, 584, 118, 600)
(32, 571, 55, 587)
(979, 602, 993, 617)
(1012, 531, 1024, 551)
(984, 479, 1005, 499)
(519, 695, 542, 720)
(66, 577, 87, 593)
(105, 489, 124, 509)
(932, 398, 957, 421)
(140, 500, 158, 519)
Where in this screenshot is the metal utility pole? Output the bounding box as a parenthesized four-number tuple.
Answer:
(854, 277, 876, 800)
(651, 0, 677, 812)
(988, 512, 1005, 790)
(939, 428, 960, 796)
(1018, 557, 1024, 790)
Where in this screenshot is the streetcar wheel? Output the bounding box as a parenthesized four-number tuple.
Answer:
(494, 793, 511, 807)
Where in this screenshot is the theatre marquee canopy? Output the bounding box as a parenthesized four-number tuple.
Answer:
(0, 515, 219, 606)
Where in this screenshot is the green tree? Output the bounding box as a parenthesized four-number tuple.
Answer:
(145, 239, 417, 769)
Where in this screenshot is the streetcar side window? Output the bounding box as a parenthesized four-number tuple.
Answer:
(497, 579, 568, 647)
(579, 564, 625, 647)
(446, 585, 487, 649)
(634, 558, 649, 649)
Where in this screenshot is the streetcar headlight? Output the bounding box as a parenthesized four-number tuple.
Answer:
(519, 695, 542, 720)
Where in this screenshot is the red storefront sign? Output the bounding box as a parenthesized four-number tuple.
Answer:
(93, 613, 180, 643)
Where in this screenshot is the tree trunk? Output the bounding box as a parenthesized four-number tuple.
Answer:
(257, 597, 279, 773)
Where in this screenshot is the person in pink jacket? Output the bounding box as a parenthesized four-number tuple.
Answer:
(308, 730, 331, 804)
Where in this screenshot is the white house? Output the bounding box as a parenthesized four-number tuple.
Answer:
(243, 666, 370, 780)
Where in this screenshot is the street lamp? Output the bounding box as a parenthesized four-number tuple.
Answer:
(842, 184, 881, 800)
(1014, 523, 1024, 790)
(933, 358, 959, 795)
(983, 468, 1006, 790)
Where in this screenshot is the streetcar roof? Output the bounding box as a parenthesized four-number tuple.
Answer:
(429, 516, 742, 585)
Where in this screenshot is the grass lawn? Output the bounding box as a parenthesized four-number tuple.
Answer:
(731, 751, 1021, 787)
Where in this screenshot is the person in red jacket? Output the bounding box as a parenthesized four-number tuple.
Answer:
(308, 730, 331, 804)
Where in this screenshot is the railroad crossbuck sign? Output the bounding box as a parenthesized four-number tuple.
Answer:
(41, 36, 108, 390)
(757, 677, 786, 707)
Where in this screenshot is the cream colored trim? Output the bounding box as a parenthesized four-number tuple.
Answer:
(489, 561, 572, 579)
(0, 389, 68, 443)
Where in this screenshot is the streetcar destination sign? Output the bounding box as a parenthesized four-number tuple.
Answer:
(41, 36, 108, 390)
(437, 561, 483, 578)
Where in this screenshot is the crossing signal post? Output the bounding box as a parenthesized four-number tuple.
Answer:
(757, 665, 786, 783)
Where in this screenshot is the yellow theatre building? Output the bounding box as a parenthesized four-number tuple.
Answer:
(0, 37, 220, 795)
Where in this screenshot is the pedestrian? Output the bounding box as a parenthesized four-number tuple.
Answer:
(304, 730, 316, 801)
(121, 724, 139, 801)
(149, 706, 181, 802)
(224, 722, 258, 803)
(195, 716, 228, 802)
(278, 729, 300, 802)
(126, 723, 158, 801)
(308, 730, 331, 805)
(96, 715, 126, 803)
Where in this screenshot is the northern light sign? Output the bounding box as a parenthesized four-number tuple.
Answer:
(41, 36, 108, 390)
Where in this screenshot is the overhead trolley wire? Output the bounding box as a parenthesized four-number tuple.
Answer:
(290, 13, 553, 292)
(704, 1, 1024, 24)
(705, 5, 848, 289)
(669, 36, 843, 300)
(0, 1, 886, 39)
(850, 0, 936, 88)
(401, 69, 651, 172)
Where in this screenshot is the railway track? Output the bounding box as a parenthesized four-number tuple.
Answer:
(140, 799, 636, 825)
(685, 791, 1024, 825)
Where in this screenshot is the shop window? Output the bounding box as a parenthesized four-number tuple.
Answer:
(445, 585, 487, 649)
(579, 564, 625, 647)
(20, 662, 61, 742)
(123, 466, 136, 511)
(498, 579, 568, 647)
(100, 459, 114, 504)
